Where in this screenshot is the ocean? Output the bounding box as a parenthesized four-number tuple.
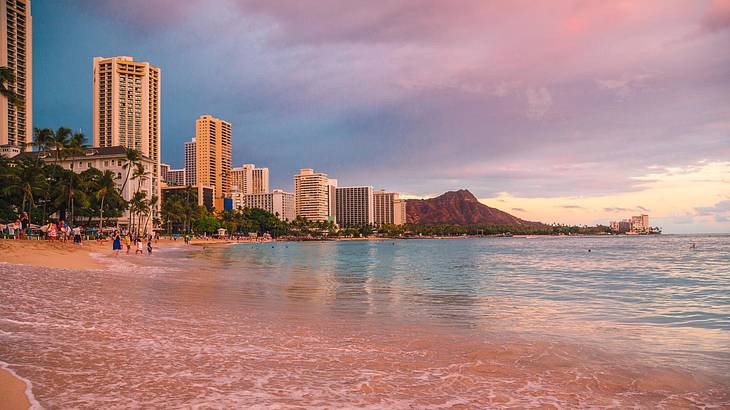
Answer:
(1, 235, 729, 408)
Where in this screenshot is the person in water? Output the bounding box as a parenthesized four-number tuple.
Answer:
(112, 230, 122, 257)
(147, 237, 153, 255)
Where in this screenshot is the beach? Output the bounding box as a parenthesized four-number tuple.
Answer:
(1, 235, 729, 408)
(0, 367, 30, 410)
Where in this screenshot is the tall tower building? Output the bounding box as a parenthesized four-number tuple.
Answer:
(194, 115, 231, 210)
(374, 190, 406, 226)
(184, 137, 196, 186)
(294, 168, 333, 222)
(0, 0, 32, 149)
(92, 56, 161, 203)
(230, 164, 269, 194)
(336, 186, 374, 228)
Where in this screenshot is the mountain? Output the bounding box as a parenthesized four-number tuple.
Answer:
(405, 189, 541, 226)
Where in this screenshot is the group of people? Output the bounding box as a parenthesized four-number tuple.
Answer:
(41, 219, 85, 245)
(111, 230, 155, 257)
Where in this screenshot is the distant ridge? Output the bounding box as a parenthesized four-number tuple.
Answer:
(406, 189, 542, 226)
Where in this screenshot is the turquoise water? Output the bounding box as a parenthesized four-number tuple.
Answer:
(191, 235, 730, 365)
(2, 235, 729, 407)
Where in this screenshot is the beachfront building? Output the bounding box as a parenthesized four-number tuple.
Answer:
(232, 189, 295, 221)
(373, 190, 406, 226)
(230, 164, 269, 194)
(193, 115, 231, 211)
(19, 146, 156, 232)
(92, 56, 161, 211)
(161, 185, 214, 212)
(184, 137, 196, 186)
(0, 0, 32, 150)
(0, 144, 21, 158)
(336, 186, 374, 228)
(294, 168, 334, 222)
(631, 214, 650, 233)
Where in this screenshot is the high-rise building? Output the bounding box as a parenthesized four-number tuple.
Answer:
(374, 190, 406, 225)
(92, 56, 161, 209)
(294, 168, 333, 222)
(184, 137, 196, 186)
(230, 164, 269, 194)
(631, 214, 650, 232)
(327, 178, 337, 224)
(0, 0, 32, 149)
(336, 186, 374, 228)
(232, 189, 295, 222)
(194, 115, 231, 210)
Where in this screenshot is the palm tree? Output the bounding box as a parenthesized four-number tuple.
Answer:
(120, 148, 141, 193)
(2, 158, 47, 222)
(0, 66, 22, 107)
(94, 170, 117, 230)
(65, 131, 87, 157)
(31, 127, 53, 153)
(50, 127, 72, 163)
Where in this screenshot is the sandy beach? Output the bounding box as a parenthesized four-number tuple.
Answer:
(0, 239, 106, 270)
(0, 367, 30, 410)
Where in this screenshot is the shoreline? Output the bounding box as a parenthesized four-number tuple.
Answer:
(0, 365, 32, 410)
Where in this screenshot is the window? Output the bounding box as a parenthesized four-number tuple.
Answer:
(104, 161, 108, 167)
(117, 172, 122, 179)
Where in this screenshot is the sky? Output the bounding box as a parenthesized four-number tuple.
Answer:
(32, 0, 730, 233)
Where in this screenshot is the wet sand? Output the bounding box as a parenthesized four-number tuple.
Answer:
(0, 368, 30, 410)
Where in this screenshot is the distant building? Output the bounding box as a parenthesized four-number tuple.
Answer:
(165, 168, 185, 186)
(194, 115, 231, 210)
(92, 56, 161, 207)
(19, 146, 156, 232)
(0, 0, 32, 150)
(631, 214, 649, 233)
(184, 138, 196, 186)
(373, 190, 406, 226)
(0, 145, 21, 158)
(610, 216, 648, 233)
(161, 185, 214, 212)
(232, 189, 295, 221)
(230, 164, 269, 194)
(336, 186, 374, 228)
(294, 168, 333, 222)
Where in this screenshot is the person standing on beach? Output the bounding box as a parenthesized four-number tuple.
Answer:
(58, 219, 67, 243)
(48, 223, 58, 241)
(19, 212, 29, 239)
(147, 237, 153, 255)
(135, 238, 144, 255)
(112, 230, 122, 256)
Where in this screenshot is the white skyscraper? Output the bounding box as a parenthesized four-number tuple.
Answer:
(230, 164, 269, 194)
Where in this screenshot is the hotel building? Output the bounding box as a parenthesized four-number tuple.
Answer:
(19, 147, 155, 232)
(373, 190, 406, 225)
(294, 168, 334, 222)
(184, 137, 196, 186)
(92, 56, 161, 208)
(0, 0, 32, 149)
(230, 164, 269, 194)
(232, 189, 295, 222)
(336, 186, 374, 228)
(194, 115, 231, 210)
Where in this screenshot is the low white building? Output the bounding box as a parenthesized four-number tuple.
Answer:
(232, 189, 295, 221)
(0, 145, 21, 158)
(21, 146, 157, 232)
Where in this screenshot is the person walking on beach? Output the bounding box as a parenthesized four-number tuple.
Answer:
(19, 212, 29, 239)
(73, 226, 82, 245)
(12, 219, 20, 239)
(135, 238, 144, 255)
(124, 233, 132, 254)
(147, 237, 153, 255)
(112, 230, 122, 256)
(58, 219, 67, 243)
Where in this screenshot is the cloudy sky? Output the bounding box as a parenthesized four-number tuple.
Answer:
(33, 0, 729, 232)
